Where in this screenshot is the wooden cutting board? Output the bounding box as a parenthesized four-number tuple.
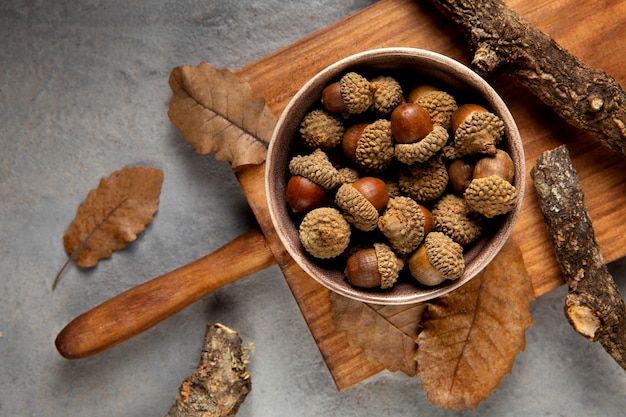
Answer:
(231, 0, 626, 390)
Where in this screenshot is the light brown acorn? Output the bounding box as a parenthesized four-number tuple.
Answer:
(408, 232, 465, 286)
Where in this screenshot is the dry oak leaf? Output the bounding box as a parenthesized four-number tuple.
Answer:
(60, 166, 163, 277)
(331, 291, 426, 377)
(168, 62, 275, 168)
(416, 241, 535, 410)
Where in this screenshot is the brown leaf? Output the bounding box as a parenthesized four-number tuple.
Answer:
(60, 166, 163, 273)
(331, 291, 426, 376)
(167, 62, 275, 168)
(416, 241, 535, 410)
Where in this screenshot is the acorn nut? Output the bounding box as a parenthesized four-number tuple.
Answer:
(390, 102, 433, 144)
(446, 103, 505, 158)
(335, 177, 388, 231)
(473, 149, 514, 184)
(378, 196, 434, 254)
(321, 72, 373, 114)
(299, 109, 345, 150)
(394, 125, 449, 165)
(345, 243, 404, 289)
(411, 87, 458, 129)
(342, 119, 395, 173)
(447, 158, 475, 195)
(288, 148, 342, 190)
(432, 194, 484, 246)
(299, 207, 351, 259)
(351, 177, 389, 212)
(370, 75, 404, 115)
(285, 175, 327, 213)
(464, 174, 518, 218)
(408, 232, 465, 286)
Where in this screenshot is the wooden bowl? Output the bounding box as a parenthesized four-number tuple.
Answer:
(265, 48, 525, 305)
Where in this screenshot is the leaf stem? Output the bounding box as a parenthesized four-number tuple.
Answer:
(51, 256, 72, 291)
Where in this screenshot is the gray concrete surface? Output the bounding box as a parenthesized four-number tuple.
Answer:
(1, 1, 626, 416)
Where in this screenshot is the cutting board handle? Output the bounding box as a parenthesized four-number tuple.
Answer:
(55, 226, 276, 359)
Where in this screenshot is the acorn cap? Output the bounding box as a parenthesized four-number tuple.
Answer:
(337, 166, 360, 184)
(464, 175, 518, 218)
(335, 182, 380, 231)
(398, 154, 449, 202)
(394, 125, 449, 164)
(424, 232, 465, 280)
(354, 119, 395, 173)
(385, 179, 402, 199)
(378, 196, 428, 254)
(445, 111, 505, 158)
(414, 90, 458, 129)
(289, 148, 342, 189)
(299, 109, 345, 150)
(374, 242, 404, 289)
(370, 75, 404, 115)
(432, 194, 484, 245)
(298, 207, 351, 259)
(340, 72, 373, 114)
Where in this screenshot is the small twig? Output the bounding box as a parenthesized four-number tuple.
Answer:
(427, 0, 626, 158)
(531, 145, 626, 370)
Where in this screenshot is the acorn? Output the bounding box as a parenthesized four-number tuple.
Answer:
(298, 207, 351, 259)
(378, 196, 434, 254)
(285, 175, 327, 213)
(472, 149, 515, 184)
(345, 243, 404, 289)
(464, 174, 518, 218)
(342, 122, 368, 162)
(411, 87, 458, 129)
(447, 158, 475, 195)
(335, 177, 389, 231)
(394, 125, 449, 165)
(370, 75, 404, 115)
(321, 72, 373, 114)
(390, 102, 433, 144)
(299, 109, 345, 150)
(398, 154, 449, 203)
(445, 103, 505, 159)
(408, 232, 465, 286)
(288, 148, 342, 190)
(432, 194, 484, 246)
(341, 119, 395, 173)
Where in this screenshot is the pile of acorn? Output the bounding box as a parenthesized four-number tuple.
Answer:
(284, 71, 518, 290)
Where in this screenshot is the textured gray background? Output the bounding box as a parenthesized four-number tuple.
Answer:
(1, 1, 626, 416)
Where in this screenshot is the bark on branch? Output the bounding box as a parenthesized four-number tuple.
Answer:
(531, 145, 626, 370)
(165, 324, 252, 417)
(427, 0, 626, 157)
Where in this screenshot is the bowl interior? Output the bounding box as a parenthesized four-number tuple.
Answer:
(265, 48, 525, 305)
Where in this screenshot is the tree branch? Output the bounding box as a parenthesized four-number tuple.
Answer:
(531, 145, 626, 371)
(165, 324, 252, 417)
(427, 0, 626, 157)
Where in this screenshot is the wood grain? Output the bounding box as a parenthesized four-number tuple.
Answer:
(231, 0, 626, 390)
(55, 227, 275, 359)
